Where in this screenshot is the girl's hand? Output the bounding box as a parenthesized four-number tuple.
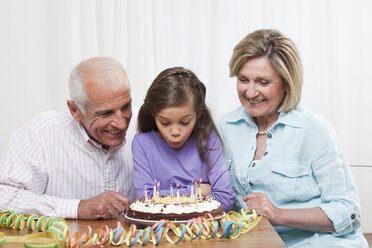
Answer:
(200, 183, 211, 196)
(243, 192, 282, 225)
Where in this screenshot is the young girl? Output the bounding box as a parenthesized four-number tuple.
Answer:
(132, 67, 234, 212)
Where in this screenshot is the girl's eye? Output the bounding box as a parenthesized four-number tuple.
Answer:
(181, 121, 190, 126)
(160, 122, 169, 126)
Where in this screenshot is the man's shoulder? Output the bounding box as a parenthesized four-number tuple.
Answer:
(23, 111, 74, 132)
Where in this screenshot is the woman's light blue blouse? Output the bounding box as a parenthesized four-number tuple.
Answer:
(217, 105, 368, 247)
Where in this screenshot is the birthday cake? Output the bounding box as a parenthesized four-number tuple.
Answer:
(126, 195, 224, 221)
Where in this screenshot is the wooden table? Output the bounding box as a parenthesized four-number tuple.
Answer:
(0, 216, 286, 247)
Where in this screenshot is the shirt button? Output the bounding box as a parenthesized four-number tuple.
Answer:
(264, 151, 268, 156)
(252, 162, 256, 167)
(249, 181, 254, 186)
(351, 214, 356, 220)
(267, 133, 272, 138)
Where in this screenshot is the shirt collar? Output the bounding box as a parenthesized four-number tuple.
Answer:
(226, 105, 303, 128)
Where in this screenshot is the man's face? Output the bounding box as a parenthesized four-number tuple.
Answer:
(70, 70, 132, 149)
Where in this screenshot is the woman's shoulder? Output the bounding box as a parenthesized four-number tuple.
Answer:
(218, 105, 247, 124)
(284, 106, 336, 136)
(295, 106, 332, 127)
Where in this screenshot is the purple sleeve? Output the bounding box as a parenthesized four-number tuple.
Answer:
(158, 185, 193, 196)
(132, 135, 157, 199)
(207, 132, 235, 212)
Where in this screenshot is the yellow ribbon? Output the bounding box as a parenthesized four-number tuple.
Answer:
(0, 208, 261, 247)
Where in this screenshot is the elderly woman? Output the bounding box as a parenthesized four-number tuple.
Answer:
(217, 29, 367, 247)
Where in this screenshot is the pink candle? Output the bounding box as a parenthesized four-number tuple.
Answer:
(153, 179, 157, 199)
(144, 185, 148, 201)
(176, 183, 180, 204)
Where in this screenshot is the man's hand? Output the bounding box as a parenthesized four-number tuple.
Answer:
(77, 190, 130, 220)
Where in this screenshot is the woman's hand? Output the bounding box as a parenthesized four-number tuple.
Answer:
(243, 192, 282, 225)
(243, 192, 335, 232)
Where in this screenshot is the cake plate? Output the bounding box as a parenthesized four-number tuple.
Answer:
(124, 213, 225, 227)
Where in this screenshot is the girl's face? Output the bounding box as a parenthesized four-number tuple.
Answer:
(237, 56, 286, 121)
(155, 100, 196, 148)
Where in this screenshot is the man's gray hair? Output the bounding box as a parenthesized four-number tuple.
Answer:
(68, 57, 130, 113)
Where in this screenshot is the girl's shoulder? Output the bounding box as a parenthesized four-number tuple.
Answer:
(133, 130, 162, 145)
(205, 129, 223, 148)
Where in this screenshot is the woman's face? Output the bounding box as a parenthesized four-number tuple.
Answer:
(236, 57, 286, 120)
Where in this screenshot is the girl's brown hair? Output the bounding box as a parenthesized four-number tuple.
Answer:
(138, 67, 218, 170)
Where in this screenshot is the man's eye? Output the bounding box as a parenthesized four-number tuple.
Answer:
(238, 77, 248, 82)
(121, 104, 131, 112)
(99, 112, 112, 117)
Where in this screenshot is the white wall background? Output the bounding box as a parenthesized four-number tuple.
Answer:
(0, 0, 371, 232)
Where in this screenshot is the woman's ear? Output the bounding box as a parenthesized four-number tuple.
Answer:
(67, 100, 83, 122)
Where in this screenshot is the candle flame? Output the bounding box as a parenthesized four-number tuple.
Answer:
(157, 181, 160, 187)
(176, 183, 179, 188)
(195, 181, 197, 185)
(154, 179, 157, 184)
(199, 178, 202, 184)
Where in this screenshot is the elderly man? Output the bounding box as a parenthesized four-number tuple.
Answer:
(0, 57, 136, 219)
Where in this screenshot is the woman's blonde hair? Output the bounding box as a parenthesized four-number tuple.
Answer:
(229, 29, 303, 112)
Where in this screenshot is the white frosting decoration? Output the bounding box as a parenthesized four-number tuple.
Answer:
(129, 196, 221, 214)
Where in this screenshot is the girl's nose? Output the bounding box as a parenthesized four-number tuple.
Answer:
(170, 126, 181, 137)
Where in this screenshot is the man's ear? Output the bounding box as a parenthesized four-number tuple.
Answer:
(67, 100, 83, 122)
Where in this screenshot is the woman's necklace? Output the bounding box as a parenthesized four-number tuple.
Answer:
(257, 124, 275, 135)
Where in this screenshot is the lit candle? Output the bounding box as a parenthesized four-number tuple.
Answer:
(156, 181, 160, 202)
(144, 185, 148, 201)
(153, 179, 157, 199)
(190, 180, 194, 197)
(198, 178, 203, 199)
(170, 180, 174, 196)
(176, 183, 180, 204)
(194, 181, 198, 201)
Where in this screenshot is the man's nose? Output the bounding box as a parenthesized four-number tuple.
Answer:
(112, 111, 127, 129)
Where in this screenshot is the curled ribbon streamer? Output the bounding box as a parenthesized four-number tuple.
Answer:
(0, 232, 5, 246)
(0, 208, 261, 247)
(23, 231, 58, 248)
